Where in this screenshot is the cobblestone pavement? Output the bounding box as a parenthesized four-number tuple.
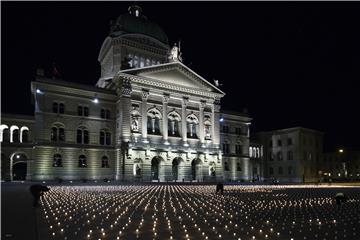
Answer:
(2, 183, 360, 240)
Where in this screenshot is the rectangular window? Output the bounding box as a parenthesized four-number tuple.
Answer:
(52, 102, 58, 113)
(287, 151, 293, 160)
(77, 130, 82, 144)
(100, 131, 105, 145)
(59, 103, 65, 114)
(83, 130, 89, 144)
(287, 138, 292, 145)
(105, 132, 111, 145)
(269, 167, 274, 175)
(269, 151, 274, 161)
(84, 107, 89, 117)
(277, 139, 282, 146)
(78, 106, 83, 116)
(237, 162, 242, 171)
(59, 128, 65, 142)
(235, 127, 241, 135)
(269, 140, 273, 147)
(222, 126, 229, 133)
(222, 143, 230, 154)
(235, 145, 241, 154)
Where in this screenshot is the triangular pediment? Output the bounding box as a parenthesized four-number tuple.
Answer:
(120, 62, 224, 95)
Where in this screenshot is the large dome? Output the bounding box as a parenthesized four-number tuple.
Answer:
(110, 5, 169, 45)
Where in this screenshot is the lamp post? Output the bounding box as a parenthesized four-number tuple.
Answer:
(338, 149, 347, 181)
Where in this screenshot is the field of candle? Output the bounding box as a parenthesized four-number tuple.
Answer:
(38, 184, 360, 240)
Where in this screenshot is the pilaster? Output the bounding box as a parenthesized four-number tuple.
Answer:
(181, 97, 189, 146)
(199, 100, 206, 147)
(162, 94, 170, 145)
(141, 89, 149, 143)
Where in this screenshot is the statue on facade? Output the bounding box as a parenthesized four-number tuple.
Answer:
(205, 125, 211, 139)
(169, 42, 183, 62)
(131, 118, 139, 132)
(121, 56, 132, 70)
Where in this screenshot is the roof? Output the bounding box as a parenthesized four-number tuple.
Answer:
(110, 6, 168, 45)
(35, 77, 117, 95)
(256, 127, 324, 135)
(119, 61, 225, 96)
(1, 113, 35, 122)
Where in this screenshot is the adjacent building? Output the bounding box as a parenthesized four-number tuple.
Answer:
(256, 127, 323, 183)
(323, 150, 360, 181)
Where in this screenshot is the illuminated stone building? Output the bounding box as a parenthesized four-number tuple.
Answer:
(1, 5, 253, 182)
(256, 127, 323, 183)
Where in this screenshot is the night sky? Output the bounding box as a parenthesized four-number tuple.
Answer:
(2, 2, 360, 151)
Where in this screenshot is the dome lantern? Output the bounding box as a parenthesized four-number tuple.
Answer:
(128, 5, 143, 17)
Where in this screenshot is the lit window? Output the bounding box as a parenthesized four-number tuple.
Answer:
(77, 128, 89, 144)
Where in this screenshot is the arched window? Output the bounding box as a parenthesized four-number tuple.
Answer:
(186, 114, 198, 138)
(99, 130, 111, 145)
(147, 107, 162, 135)
(78, 155, 87, 167)
(168, 110, 181, 137)
(20, 126, 29, 143)
(0, 125, 9, 142)
(256, 148, 260, 158)
(249, 147, 253, 157)
(51, 124, 65, 142)
(101, 156, 109, 168)
(77, 127, 89, 144)
(10, 126, 20, 143)
(277, 151, 283, 161)
(53, 154, 62, 167)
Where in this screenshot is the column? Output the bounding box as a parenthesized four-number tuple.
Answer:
(118, 79, 132, 142)
(115, 78, 132, 180)
(212, 98, 221, 148)
(162, 94, 170, 145)
(181, 97, 189, 146)
(141, 89, 149, 143)
(199, 100, 206, 147)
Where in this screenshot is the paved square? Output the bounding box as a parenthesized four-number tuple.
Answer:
(2, 183, 360, 240)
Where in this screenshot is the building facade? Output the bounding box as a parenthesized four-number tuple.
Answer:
(1, 5, 253, 182)
(323, 150, 360, 181)
(256, 127, 323, 183)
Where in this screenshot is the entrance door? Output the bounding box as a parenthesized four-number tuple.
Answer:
(151, 157, 160, 180)
(13, 162, 27, 180)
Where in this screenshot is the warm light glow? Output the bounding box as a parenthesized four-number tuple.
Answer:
(339, 149, 344, 153)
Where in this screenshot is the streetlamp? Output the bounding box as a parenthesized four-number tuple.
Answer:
(338, 149, 347, 180)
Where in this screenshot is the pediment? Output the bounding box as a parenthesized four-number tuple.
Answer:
(120, 62, 224, 95)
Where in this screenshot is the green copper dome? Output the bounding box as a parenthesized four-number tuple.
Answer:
(110, 5, 169, 45)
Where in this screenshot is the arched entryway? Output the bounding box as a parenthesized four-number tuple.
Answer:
(13, 162, 27, 180)
(151, 156, 164, 181)
(10, 153, 28, 181)
(172, 157, 184, 181)
(191, 158, 202, 181)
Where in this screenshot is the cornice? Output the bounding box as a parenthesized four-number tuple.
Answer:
(115, 73, 224, 99)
